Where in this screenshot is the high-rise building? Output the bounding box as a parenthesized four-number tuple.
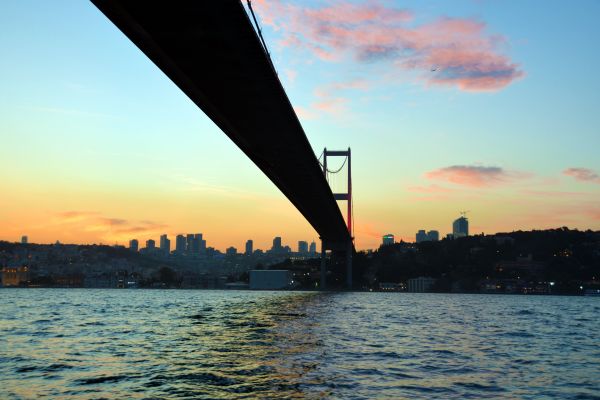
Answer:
(21, 235, 28, 244)
(245, 239, 253, 255)
(160, 234, 171, 254)
(226, 246, 237, 256)
(175, 234, 186, 253)
(129, 239, 139, 252)
(309, 241, 317, 254)
(416, 230, 428, 243)
(192, 233, 203, 254)
(298, 240, 309, 253)
(453, 216, 469, 238)
(146, 239, 156, 249)
(272, 236, 282, 252)
(186, 234, 195, 253)
(427, 230, 440, 241)
(382, 234, 395, 246)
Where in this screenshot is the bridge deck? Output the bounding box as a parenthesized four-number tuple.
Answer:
(91, 0, 351, 245)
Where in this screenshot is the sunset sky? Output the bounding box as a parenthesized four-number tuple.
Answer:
(1, 0, 599, 251)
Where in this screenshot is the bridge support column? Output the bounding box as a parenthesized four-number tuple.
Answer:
(346, 240, 352, 290)
(320, 240, 327, 290)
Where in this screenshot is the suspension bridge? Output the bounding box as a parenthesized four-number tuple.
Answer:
(91, 0, 355, 289)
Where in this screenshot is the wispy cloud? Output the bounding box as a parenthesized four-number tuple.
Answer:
(300, 78, 370, 118)
(254, 0, 523, 92)
(563, 168, 600, 184)
(425, 165, 527, 187)
(55, 211, 167, 240)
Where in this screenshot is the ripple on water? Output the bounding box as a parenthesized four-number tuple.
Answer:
(1, 289, 599, 399)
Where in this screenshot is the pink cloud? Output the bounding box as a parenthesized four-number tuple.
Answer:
(425, 165, 524, 187)
(563, 168, 600, 184)
(253, 0, 524, 91)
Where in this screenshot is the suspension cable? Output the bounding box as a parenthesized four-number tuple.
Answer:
(246, 0, 277, 73)
(324, 156, 348, 174)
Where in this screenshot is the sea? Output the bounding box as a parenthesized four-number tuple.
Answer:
(1, 289, 599, 399)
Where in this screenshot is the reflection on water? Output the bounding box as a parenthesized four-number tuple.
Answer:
(1, 289, 599, 399)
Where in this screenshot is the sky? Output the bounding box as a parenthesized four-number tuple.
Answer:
(1, 0, 599, 251)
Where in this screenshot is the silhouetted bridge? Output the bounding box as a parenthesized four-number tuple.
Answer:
(91, 0, 354, 289)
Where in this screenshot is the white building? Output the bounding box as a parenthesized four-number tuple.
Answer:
(407, 276, 437, 293)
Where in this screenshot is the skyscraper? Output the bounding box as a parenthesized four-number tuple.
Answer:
(272, 237, 282, 252)
(21, 235, 28, 244)
(416, 230, 428, 243)
(160, 234, 170, 254)
(453, 216, 469, 238)
(186, 234, 195, 253)
(129, 239, 139, 252)
(382, 234, 395, 246)
(146, 239, 156, 249)
(189, 233, 201, 254)
(427, 230, 440, 241)
(298, 240, 308, 253)
(309, 241, 317, 254)
(175, 234, 186, 253)
(245, 239, 253, 255)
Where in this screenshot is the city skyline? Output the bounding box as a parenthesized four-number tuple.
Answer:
(1, 1, 600, 250)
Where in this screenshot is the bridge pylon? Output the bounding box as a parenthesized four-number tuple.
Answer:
(320, 148, 353, 290)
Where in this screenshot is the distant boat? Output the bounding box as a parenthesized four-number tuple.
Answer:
(584, 289, 600, 296)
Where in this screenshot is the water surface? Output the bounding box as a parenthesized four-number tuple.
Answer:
(1, 289, 599, 399)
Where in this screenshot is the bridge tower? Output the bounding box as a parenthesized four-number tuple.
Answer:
(320, 148, 353, 290)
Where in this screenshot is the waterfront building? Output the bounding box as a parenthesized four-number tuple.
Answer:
(249, 270, 292, 290)
(407, 276, 436, 293)
(382, 234, 395, 246)
(1, 266, 30, 286)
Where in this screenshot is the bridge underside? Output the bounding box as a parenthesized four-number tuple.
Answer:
(91, 0, 351, 247)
